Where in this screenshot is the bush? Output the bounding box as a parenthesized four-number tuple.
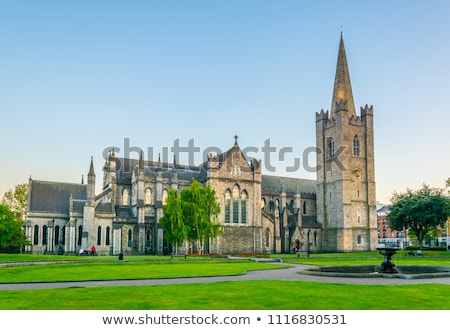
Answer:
(404, 245, 446, 251)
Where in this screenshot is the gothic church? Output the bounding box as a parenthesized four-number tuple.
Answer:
(24, 34, 377, 255)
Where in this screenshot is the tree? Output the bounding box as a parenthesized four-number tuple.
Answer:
(0, 204, 31, 252)
(159, 189, 186, 251)
(160, 179, 222, 255)
(2, 183, 28, 217)
(180, 179, 222, 254)
(388, 184, 450, 248)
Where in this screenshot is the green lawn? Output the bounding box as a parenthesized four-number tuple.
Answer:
(1, 281, 449, 310)
(0, 259, 286, 283)
(1, 252, 449, 310)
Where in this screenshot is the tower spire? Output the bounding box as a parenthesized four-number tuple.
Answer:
(88, 156, 95, 177)
(139, 150, 144, 171)
(330, 33, 356, 118)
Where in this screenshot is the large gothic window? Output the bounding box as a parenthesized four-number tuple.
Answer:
(232, 185, 239, 224)
(145, 188, 152, 205)
(162, 189, 168, 205)
(224, 185, 248, 225)
(122, 188, 130, 206)
(241, 191, 247, 224)
(353, 135, 360, 157)
(224, 190, 231, 223)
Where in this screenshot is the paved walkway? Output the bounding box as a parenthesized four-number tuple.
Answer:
(1, 262, 450, 290)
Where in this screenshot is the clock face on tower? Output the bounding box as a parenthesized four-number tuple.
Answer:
(352, 168, 362, 178)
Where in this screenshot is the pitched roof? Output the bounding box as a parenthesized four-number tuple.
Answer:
(261, 175, 316, 195)
(29, 180, 87, 213)
(115, 157, 201, 183)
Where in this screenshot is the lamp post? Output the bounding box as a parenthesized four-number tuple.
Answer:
(307, 230, 311, 257)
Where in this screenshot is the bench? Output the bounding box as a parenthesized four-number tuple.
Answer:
(297, 251, 309, 257)
(404, 250, 424, 257)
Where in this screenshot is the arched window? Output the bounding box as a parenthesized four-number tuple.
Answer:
(54, 225, 60, 245)
(61, 226, 65, 245)
(241, 191, 247, 224)
(357, 209, 361, 223)
(122, 188, 129, 206)
(33, 225, 39, 245)
(97, 226, 102, 246)
(232, 185, 239, 224)
(303, 201, 307, 215)
(224, 190, 231, 223)
(105, 226, 111, 246)
(314, 231, 318, 247)
(353, 135, 360, 157)
(146, 228, 151, 248)
(127, 229, 132, 247)
(162, 189, 168, 205)
(260, 198, 266, 210)
(42, 225, 48, 245)
(145, 188, 152, 205)
(329, 137, 335, 158)
(265, 228, 270, 248)
(77, 225, 82, 246)
(357, 235, 363, 245)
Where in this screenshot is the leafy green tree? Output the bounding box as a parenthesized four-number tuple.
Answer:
(159, 189, 186, 251)
(2, 183, 28, 217)
(0, 204, 31, 252)
(160, 179, 222, 255)
(388, 184, 450, 248)
(180, 179, 222, 254)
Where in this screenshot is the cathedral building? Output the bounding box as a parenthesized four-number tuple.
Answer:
(23, 34, 377, 255)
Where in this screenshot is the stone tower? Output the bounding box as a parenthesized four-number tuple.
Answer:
(82, 156, 96, 249)
(316, 33, 377, 252)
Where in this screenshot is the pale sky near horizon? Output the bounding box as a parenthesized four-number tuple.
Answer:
(1, 1, 449, 204)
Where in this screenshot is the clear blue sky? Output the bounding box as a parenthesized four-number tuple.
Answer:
(1, 0, 449, 204)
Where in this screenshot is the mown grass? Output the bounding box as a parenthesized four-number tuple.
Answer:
(1, 252, 449, 310)
(1, 281, 449, 310)
(0, 259, 286, 283)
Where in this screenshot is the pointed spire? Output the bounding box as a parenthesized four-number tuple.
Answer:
(157, 153, 162, 169)
(88, 156, 95, 176)
(173, 154, 177, 169)
(330, 33, 356, 118)
(139, 150, 144, 171)
(234, 135, 239, 146)
(81, 175, 84, 185)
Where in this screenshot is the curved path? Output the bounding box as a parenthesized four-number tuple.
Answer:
(1, 262, 450, 290)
